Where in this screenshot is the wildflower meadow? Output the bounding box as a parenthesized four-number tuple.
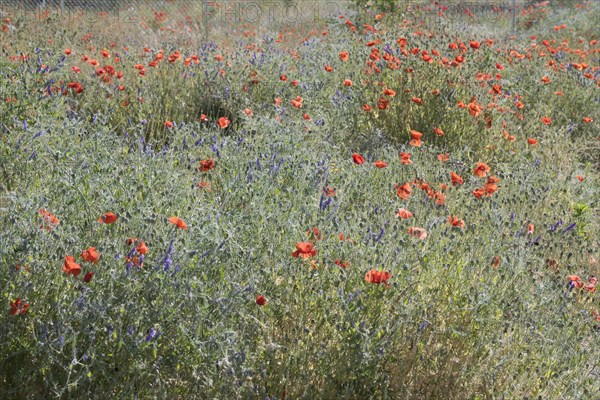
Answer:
(1, 0, 599, 398)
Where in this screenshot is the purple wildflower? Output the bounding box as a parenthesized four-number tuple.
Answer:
(146, 327, 159, 342)
(563, 223, 576, 234)
(163, 239, 174, 272)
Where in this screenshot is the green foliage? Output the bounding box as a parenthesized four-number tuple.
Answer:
(351, 0, 401, 13)
(1, 1, 599, 399)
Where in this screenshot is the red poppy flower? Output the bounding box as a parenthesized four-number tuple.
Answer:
(335, 259, 350, 268)
(323, 186, 336, 197)
(373, 160, 388, 169)
(409, 130, 423, 147)
(488, 175, 500, 185)
(434, 191, 446, 206)
(396, 208, 413, 219)
(377, 97, 389, 110)
(438, 153, 449, 162)
(339, 51, 349, 61)
(547, 258, 559, 272)
(291, 96, 303, 108)
(198, 181, 212, 191)
(585, 277, 597, 293)
(469, 41, 480, 49)
(503, 131, 516, 141)
(39, 209, 60, 231)
(409, 130, 422, 140)
(364, 269, 392, 287)
(9, 298, 29, 316)
(125, 254, 144, 269)
(292, 242, 317, 259)
(491, 256, 500, 269)
(468, 102, 482, 117)
(383, 88, 396, 97)
(484, 176, 500, 196)
(583, 117, 593, 123)
(450, 172, 464, 186)
(343, 79, 353, 87)
(352, 153, 365, 165)
(395, 182, 412, 200)
(527, 223, 535, 235)
(217, 117, 230, 129)
(244, 108, 253, 117)
(527, 138, 538, 145)
(473, 162, 491, 178)
(81, 247, 100, 264)
(98, 212, 118, 224)
(541, 117, 552, 125)
(408, 227, 428, 240)
(63, 256, 82, 277)
(433, 127, 444, 136)
(255, 295, 267, 306)
(472, 188, 486, 199)
(362, 104, 373, 112)
(447, 215, 465, 228)
(306, 227, 322, 241)
(399, 152, 412, 165)
(567, 275, 584, 288)
(576, 175, 585, 182)
(136, 241, 149, 255)
(198, 159, 216, 172)
(168, 216, 188, 230)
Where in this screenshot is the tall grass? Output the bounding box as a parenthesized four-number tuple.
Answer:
(1, 1, 599, 398)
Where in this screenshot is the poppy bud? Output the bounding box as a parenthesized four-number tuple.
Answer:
(83, 271, 94, 283)
(352, 153, 365, 165)
(256, 295, 267, 306)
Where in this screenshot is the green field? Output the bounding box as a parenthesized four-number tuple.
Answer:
(1, 1, 599, 398)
